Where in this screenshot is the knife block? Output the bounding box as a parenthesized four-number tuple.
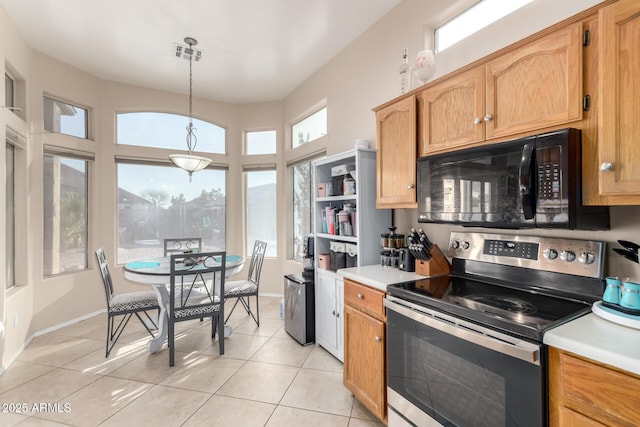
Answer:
(415, 244, 451, 277)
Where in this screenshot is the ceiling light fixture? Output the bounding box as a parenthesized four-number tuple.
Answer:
(169, 37, 211, 181)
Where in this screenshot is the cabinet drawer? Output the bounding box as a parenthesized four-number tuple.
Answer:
(344, 279, 385, 320)
(558, 351, 640, 426)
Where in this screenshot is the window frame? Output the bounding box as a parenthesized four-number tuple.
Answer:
(116, 111, 227, 155)
(114, 158, 228, 265)
(6, 130, 27, 288)
(243, 167, 277, 257)
(43, 95, 89, 139)
(244, 129, 277, 156)
(435, 0, 535, 53)
(5, 72, 15, 110)
(42, 149, 91, 277)
(291, 106, 327, 149)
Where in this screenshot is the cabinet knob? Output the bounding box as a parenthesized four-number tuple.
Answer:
(407, 184, 415, 189)
(332, 310, 336, 316)
(357, 293, 364, 299)
(600, 162, 613, 172)
(336, 312, 340, 318)
(375, 336, 381, 343)
(484, 114, 493, 122)
(473, 117, 482, 125)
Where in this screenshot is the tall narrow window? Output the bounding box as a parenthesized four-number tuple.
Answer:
(6, 142, 15, 288)
(292, 107, 327, 148)
(291, 161, 313, 261)
(116, 162, 227, 264)
(5, 73, 14, 110)
(245, 130, 276, 155)
(43, 96, 88, 139)
(245, 169, 277, 257)
(43, 154, 89, 276)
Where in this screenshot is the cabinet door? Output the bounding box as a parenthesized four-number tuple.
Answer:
(315, 271, 337, 350)
(335, 277, 344, 359)
(485, 22, 583, 140)
(343, 305, 386, 421)
(598, 0, 640, 197)
(558, 407, 606, 427)
(419, 66, 485, 155)
(375, 95, 417, 208)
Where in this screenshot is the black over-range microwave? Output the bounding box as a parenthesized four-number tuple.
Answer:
(417, 128, 610, 229)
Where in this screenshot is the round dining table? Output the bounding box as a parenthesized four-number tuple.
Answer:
(123, 254, 244, 353)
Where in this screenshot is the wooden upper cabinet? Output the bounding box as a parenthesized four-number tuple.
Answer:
(418, 66, 485, 156)
(485, 22, 583, 140)
(375, 95, 417, 208)
(598, 0, 640, 197)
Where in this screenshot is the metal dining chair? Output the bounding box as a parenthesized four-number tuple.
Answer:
(224, 240, 267, 327)
(95, 248, 160, 357)
(168, 251, 227, 366)
(163, 237, 202, 256)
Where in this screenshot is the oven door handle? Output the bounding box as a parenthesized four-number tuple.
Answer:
(384, 296, 541, 366)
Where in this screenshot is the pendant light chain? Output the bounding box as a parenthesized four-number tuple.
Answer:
(186, 41, 197, 154)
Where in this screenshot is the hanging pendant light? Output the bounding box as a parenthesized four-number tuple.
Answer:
(169, 37, 211, 181)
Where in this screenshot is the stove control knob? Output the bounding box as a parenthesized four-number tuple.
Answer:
(461, 241, 470, 250)
(560, 250, 576, 262)
(450, 240, 460, 249)
(578, 252, 596, 264)
(543, 248, 558, 260)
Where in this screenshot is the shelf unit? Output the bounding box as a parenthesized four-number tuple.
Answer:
(312, 148, 391, 361)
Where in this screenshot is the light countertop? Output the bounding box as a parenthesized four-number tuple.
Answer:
(544, 313, 640, 376)
(337, 265, 427, 292)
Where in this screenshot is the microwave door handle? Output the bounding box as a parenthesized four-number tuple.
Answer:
(519, 143, 536, 220)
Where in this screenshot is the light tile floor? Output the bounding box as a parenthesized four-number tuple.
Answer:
(0, 296, 385, 427)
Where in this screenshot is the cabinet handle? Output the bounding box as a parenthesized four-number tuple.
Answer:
(407, 184, 415, 189)
(375, 336, 381, 343)
(600, 162, 613, 172)
(357, 293, 364, 299)
(484, 114, 493, 122)
(473, 117, 482, 125)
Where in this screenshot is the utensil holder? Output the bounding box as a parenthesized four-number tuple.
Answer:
(415, 245, 451, 277)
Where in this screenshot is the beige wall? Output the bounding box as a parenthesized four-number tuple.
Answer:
(2, 0, 639, 367)
(282, 0, 640, 282)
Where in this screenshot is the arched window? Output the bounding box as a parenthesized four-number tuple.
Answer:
(117, 112, 226, 154)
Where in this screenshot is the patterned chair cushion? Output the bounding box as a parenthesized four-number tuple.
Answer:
(173, 302, 222, 319)
(109, 290, 159, 314)
(225, 279, 257, 296)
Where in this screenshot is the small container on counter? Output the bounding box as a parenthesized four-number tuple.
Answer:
(381, 234, 390, 248)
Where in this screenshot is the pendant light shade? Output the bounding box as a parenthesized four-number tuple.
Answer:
(170, 37, 211, 181)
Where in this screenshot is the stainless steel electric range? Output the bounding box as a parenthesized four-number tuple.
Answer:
(384, 232, 605, 427)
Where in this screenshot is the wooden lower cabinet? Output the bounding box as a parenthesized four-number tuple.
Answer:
(343, 279, 386, 422)
(549, 347, 640, 427)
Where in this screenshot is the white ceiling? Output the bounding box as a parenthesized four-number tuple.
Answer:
(0, 0, 405, 104)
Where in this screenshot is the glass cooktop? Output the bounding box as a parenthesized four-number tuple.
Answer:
(387, 275, 592, 341)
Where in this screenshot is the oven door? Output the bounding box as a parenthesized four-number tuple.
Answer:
(384, 296, 545, 427)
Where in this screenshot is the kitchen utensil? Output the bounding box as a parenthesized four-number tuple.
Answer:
(618, 240, 640, 254)
(613, 248, 639, 263)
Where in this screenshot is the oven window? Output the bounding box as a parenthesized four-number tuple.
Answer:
(387, 309, 544, 427)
